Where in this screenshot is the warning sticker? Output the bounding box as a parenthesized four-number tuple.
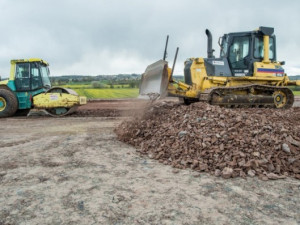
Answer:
(212, 61, 224, 66)
(50, 95, 59, 100)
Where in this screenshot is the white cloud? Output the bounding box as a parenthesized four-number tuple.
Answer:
(286, 67, 300, 76)
(52, 49, 151, 75)
(0, 0, 300, 76)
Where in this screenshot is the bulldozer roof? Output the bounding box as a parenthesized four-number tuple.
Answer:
(10, 58, 49, 66)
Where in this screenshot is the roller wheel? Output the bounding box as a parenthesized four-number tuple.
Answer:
(44, 87, 78, 117)
(273, 89, 294, 109)
(0, 89, 18, 118)
(273, 91, 287, 108)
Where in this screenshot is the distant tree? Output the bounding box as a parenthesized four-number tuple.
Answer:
(91, 81, 105, 88)
(135, 80, 141, 88)
(289, 75, 300, 80)
(129, 80, 140, 88)
(58, 80, 64, 85)
(129, 81, 135, 88)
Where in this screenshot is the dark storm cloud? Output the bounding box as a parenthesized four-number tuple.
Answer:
(0, 0, 300, 77)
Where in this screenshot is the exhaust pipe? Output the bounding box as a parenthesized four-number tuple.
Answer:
(205, 29, 215, 58)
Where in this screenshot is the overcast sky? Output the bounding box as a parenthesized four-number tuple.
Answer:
(0, 0, 300, 77)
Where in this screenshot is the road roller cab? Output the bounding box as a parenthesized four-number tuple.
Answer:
(0, 59, 51, 110)
(0, 58, 86, 117)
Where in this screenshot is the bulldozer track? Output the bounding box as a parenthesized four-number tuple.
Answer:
(203, 85, 294, 109)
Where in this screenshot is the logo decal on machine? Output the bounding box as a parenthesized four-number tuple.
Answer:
(257, 68, 284, 74)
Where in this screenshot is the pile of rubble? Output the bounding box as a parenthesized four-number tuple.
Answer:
(116, 101, 300, 180)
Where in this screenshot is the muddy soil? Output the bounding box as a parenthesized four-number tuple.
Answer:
(0, 116, 299, 225)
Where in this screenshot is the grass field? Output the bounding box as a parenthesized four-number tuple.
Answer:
(57, 83, 139, 99)
(294, 91, 300, 96)
(71, 88, 139, 99)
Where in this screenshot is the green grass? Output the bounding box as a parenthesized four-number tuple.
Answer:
(72, 88, 139, 99)
(57, 83, 139, 99)
(294, 91, 300, 96)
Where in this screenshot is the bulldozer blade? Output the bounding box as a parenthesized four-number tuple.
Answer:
(139, 59, 169, 99)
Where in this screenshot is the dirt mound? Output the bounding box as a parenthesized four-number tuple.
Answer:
(116, 101, 300, 180)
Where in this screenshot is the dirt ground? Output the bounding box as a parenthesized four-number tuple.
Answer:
(73, 99, 149, 117)
(0, 98, 299, 224)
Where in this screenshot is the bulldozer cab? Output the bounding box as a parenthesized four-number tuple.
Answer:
(14, 60, 51, 92)
(220, 27, 276, 76)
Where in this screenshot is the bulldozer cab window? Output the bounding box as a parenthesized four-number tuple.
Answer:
(228, 36, 250, 70)
(254, 37, 275, 60)
(220, 35, 229, 58)
(15, 63, 31, 91)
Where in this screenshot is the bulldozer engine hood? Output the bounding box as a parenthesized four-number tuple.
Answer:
(204, 58, 232, 77)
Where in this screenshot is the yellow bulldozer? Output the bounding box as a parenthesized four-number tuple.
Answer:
(0, 58, 86, 117)
(140, 27, 300, 108)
